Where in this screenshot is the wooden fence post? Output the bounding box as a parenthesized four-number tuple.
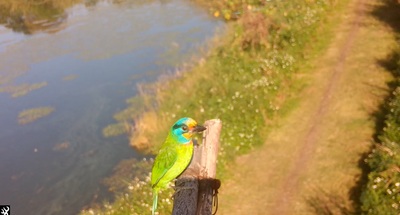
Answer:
(172, 119, 222, 215)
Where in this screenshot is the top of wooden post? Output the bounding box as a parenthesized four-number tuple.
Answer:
(200, 119, 222, 178)
(180, 119, 222, 179)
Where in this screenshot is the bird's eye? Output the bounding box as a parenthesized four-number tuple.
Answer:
(182, 125, 188, 131)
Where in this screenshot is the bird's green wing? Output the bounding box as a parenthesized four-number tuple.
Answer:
(151, 142, 178, 188)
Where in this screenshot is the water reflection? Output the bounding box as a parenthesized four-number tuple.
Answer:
(0, 0, 174, 35)
(0, 0, 74, 34)
(0, 0, 222, 214)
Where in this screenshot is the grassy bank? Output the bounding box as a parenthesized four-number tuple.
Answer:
(81, 0, 339, 214)
(360, 0, 400, 212)
(360, 44, 400, 214)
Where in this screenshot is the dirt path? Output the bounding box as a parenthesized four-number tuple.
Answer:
(219, 0, 397, 214)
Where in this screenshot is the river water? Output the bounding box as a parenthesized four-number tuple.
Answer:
(0, 0, 222, 214)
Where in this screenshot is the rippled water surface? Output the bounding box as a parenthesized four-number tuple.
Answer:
(0, 0, 222, 214)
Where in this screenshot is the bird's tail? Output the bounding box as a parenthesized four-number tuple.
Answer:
(152, 189, 158, 215)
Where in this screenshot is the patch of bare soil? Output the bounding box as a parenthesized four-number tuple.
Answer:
(218, 0, 397, 214)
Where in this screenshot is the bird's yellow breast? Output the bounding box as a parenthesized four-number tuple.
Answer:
(158, 143, 193, 188)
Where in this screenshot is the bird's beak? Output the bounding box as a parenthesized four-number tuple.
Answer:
(192, 125, 206, 133)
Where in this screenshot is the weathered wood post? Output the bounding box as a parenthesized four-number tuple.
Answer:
(172, 119, 222, 215)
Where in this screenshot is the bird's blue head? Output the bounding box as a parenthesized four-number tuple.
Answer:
(171, 117, 206, 144)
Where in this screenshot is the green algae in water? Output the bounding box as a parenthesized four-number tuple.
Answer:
(0, 82, 47, 98)
(102, 95, 150, 138)
(18, 107, 55, 125)
(103, 123, 127, 137)
(62, 74, 78, 81)
(53, 141, 71, 151)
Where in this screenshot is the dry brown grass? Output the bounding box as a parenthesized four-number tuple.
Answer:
(128, 111, 167, 152)
(237, 11, 271, 50)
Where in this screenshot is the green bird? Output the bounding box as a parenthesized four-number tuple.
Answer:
(151, 117, 206, 215)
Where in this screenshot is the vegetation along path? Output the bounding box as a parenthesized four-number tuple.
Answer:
(219, 0, 397, 214)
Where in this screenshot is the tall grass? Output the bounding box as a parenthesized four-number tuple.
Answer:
(83, 0, 338, 214)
